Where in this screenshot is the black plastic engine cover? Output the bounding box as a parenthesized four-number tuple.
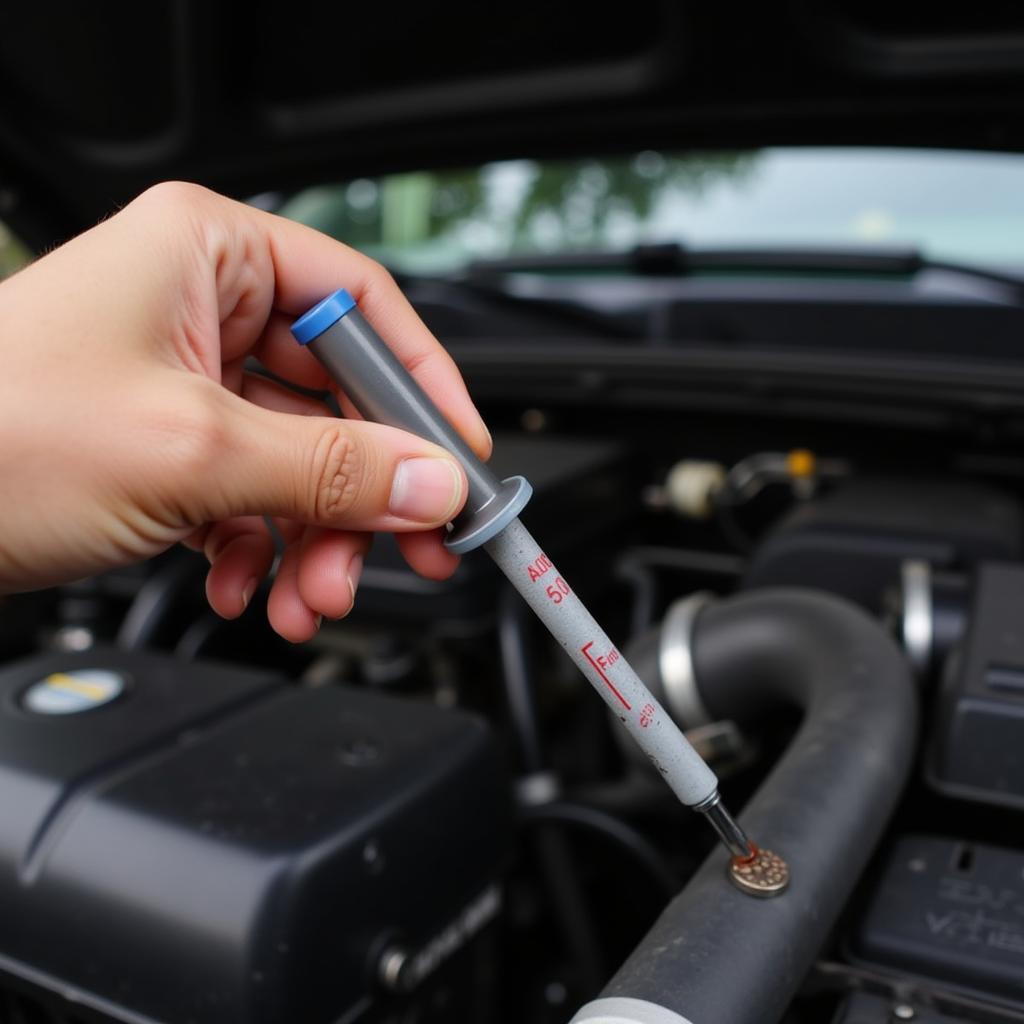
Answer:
(851, 835, 1024, 1008)
(929, 562, 1024, 810)
(743, 478, 1021, 613)
(0, 650, 509, 1024)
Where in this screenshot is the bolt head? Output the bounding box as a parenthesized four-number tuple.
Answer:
(727, 847, 790, 897)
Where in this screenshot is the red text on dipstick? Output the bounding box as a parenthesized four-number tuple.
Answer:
(582, 642, 630, 710)
(526, 554, 553, 582)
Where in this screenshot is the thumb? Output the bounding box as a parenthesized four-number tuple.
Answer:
(188, 390, 468, 530)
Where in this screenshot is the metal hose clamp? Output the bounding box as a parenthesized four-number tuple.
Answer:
(901, 560, 933, 676)
(658, 593, 713, 728)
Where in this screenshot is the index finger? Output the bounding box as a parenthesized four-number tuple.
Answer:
(248, 203, 492, 461)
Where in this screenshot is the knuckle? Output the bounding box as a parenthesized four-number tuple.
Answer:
(362, 258, 397, 295)
(126, 182, 215, 261)
(309, 427, 363, 521)
(133, 180, 211, 213)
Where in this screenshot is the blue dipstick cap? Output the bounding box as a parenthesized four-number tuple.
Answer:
(291, 288, 356, 345)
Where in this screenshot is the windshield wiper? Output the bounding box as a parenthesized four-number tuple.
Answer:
(466, 243, 1024, 301)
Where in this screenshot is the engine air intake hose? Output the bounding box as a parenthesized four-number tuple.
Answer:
(586, 588, 917, 1024)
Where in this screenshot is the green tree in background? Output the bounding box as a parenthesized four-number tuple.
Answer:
(511, 152, 759, 248)
(278, 151, 760, 271)
(0, 220, 30, 279)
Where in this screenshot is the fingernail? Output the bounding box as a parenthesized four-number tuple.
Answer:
(482, 422, 493, 455)
(347, 554, 364, 609)
(241, 578, 258, 610)
(389, 458, 463, 523)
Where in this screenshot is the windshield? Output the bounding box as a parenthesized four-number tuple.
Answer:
(278, 148, 1024, 275)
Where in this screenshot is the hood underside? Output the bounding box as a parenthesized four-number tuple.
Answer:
(5, 2, 1024, 242)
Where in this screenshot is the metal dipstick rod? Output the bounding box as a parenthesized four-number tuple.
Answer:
(290, 290, 757, 862)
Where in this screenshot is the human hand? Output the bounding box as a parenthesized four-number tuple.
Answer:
(0, 182, 490, 640)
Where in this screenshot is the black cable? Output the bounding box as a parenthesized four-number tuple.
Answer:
(116, 554, 205, 650)
(614, 561, 658, 642)
(497, 586, 545, 773)
(714, 492, 756, 554)
(568, 772, 675, 818)
(530, 824, 605, 995)
(497, 585, 604, 992)
(174, 612, 222, 662)
(617, 545, 745, 578)
(519, 800, 679, 900)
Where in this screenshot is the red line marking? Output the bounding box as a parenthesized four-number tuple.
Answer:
(582, 641, 631, 711)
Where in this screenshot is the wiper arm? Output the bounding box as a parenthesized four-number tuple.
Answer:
(467, 243, 1024, 301)
(392, 268, 635, 340)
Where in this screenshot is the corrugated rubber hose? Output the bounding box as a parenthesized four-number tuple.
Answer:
(579, 587, 918, 1024)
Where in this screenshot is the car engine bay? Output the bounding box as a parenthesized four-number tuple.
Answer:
(2, 266, 1024, 1024)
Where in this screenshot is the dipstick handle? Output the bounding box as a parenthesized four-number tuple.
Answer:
(292, 289, 531, 553)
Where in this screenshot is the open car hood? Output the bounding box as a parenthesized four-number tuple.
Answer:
(5, 2, 1024, 241)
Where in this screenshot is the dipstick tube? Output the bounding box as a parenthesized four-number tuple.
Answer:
(290, 290, 756, 859)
